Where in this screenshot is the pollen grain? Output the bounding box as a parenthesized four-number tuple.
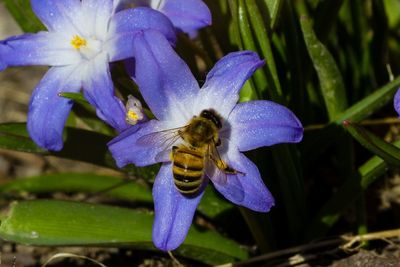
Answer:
(71, 35, 87, 50)
(126, 110, 139, 122)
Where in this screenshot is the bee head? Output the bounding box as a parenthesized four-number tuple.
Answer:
(199, 109, 222, 129)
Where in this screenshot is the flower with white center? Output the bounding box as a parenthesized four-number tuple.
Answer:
(108, 30, 304, 251)
(115, 0, 211, 37)
(0, 0, 176, 151)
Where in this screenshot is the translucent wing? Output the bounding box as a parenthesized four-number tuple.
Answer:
(137, 126, 182, 147)
(137, 126, 185, 160)
(205, 159, 227, 186)
(205, 142, 228, 185)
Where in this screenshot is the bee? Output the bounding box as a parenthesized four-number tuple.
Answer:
(139, 109, 242, 197)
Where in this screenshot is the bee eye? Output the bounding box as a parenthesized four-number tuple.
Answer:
(199, 109, 222, 129)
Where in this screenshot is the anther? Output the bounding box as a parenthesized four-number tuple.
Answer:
(71, 35, 87, 50)
(125, 95, 144, 125)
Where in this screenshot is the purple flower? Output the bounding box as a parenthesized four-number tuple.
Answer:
(0, 0, 176, 151)
(108, 30, 303, 251)
(394, 89, 400, 116)
(115, 0, 211, 37)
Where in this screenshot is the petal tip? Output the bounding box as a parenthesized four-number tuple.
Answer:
(27, 117, 64, 151)
(394, 88, 400, 116)
(249, 190, 275, 213)
(152, 235, 180, 252)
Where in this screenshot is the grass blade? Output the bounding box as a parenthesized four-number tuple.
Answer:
(0, 123, 159, 180)
(246, 0, 283, 101)
(343, 120, 400, 166)
(0, 200, 248, 265)
(3, 0, 45, 32)
(263, 0, 284, 29)
(335, 76, 400, 123)
(0, 173, 233, 219)
(300, 16, 348, 120)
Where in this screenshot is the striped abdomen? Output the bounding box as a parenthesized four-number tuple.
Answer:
(172, 145, 205, 196)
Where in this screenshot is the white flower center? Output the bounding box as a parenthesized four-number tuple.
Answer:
(70, 35, 103, 60)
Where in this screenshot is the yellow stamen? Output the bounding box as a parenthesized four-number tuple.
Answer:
(71, 35, 87, 50)
(127, 110, 139, 121)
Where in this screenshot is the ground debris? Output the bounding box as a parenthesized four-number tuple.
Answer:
(331, 250, 400, 267)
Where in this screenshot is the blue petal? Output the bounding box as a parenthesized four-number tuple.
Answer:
(27, 65, 82, 151)
(0, 46, 6, 71)
(394, 89, 400, 116)
(0, 33, 81, 67)
(196, 51, 265, 118)
(108, 119, 168, 167)
(132, 30, 199, 120)
(81, 54, 128, 132)
(152, 163, 204, 251)
(227, 100, 303, 151)
(107, 7, 176, 61)
(31, 0, 81, 33)
(212, 148, 274, 212)
(161, 0, 211, 35)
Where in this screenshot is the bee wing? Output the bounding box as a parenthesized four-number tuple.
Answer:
(205, 143, 228, 186)
(137, 126, 183, 152)
(137, 126, 187, 163)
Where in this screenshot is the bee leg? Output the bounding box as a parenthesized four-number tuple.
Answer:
(225, 166, 246, 176)
(214, 158, 246, 176)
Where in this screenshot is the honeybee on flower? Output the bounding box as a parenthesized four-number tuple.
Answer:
(109, 30, 303, 251)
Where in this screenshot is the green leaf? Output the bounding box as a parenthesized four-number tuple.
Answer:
(0, 173, 153, 203)
(303, 77, 400, 164)
(335, 76, 400, 124)
(246, 0, 283, 101)
(384, 0, 400, 28)
(0, 123, 157, 180)
(227, 0, 257, 102)
(300, 16, 348, 120)
(343, 120, 400, 166)
(0, 173, 233, 219)
(263, 0, 283, 29)
(3, 0, 45, 32)
(0, 122, 113, 166)
(59, 92, 89, 106)
(0, 123, 47, 154)
(0, 200, 248, 265)
(237, 0, 264, 100)
(228, 0, 243, 50)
